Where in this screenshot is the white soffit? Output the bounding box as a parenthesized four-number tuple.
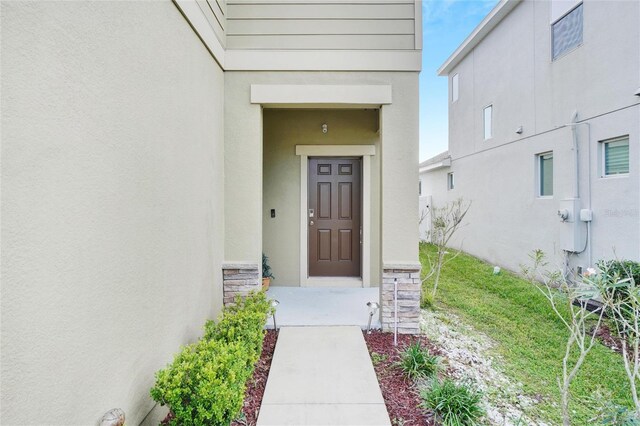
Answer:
(437, 0, 522, 76)
(251, 85, 392, 106)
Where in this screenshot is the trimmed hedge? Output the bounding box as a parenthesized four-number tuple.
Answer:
(150, 292, 274, 426)
(203, 292, 273, 359)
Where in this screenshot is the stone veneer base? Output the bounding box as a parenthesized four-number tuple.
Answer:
(381, 263, 422, 334)
(222, 262, 260, 306)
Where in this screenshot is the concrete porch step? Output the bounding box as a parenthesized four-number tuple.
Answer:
(265, 287, 381, 329)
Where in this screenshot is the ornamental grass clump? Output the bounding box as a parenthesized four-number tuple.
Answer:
(420, 378, 484, 426)
(398, 341, 441, 380)
(150, 292, 273, 426)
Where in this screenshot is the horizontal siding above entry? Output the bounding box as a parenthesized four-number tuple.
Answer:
(227, 34, 414, 50)
(226, 3, 415, 19)
(227, 19, 414, 35)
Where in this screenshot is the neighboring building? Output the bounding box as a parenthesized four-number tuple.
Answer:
(421, 0, 639, 273)
(419, 151, 451, 240)
(1, 1, 422, 424)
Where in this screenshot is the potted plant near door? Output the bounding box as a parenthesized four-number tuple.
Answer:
(262, 253, 275, 291)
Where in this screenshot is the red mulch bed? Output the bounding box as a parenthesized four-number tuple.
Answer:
(231, 329, 279, 426)
(363, 331, 438, 426)
(595, 323, 623, 355)
(163, 330, 439, 426)
(594, 322, 636, 361)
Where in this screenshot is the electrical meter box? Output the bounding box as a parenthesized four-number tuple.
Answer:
(559, 199, 583, 252)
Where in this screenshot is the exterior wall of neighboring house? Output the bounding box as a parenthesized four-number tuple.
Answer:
(262, 109, 382, 286)
(1, 2, 225, 425)
(422, 0, 640, 273)
(418, 152, 450, 241)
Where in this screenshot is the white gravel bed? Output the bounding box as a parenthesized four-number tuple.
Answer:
(420, 308, 551, 426)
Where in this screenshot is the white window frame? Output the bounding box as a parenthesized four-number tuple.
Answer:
(452, 74, 459, 103)
(537, 152, 554, 198)
(483, 105, 493, 140)
(600, 135, 630, 178)
(447, 172, 455, 190)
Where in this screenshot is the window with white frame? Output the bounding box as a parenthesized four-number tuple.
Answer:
(483, 105, 492, 140)
(601, 136, 629, 177)
(538, 152, 554, 197)
(452, 74, 459, 102)
(552, 3, 583, 60)
(447, 172, 455, 190)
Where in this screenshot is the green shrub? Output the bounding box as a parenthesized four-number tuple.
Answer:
(420, 379, 484, 426)
(591, 389, 640, 426)
(597, 260, 640, 285)
(150, 339, 249, 426)
(398, 342, 440, 379)
(204, 291, 274, 360)
(599, 407, 640, 426)
(151, 292, 274, 425)
(596, 259, 640, 333)
(597, 259, 640, 303)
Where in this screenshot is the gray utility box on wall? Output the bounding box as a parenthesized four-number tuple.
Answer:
(559, 198, 584, 253)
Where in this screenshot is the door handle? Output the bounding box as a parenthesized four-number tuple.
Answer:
(310, 220, 314, 226)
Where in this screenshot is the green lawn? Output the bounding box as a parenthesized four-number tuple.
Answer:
(419, 242, 633, 424)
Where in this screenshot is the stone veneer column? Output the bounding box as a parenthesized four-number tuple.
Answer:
(381, 263, 422, 334)
(222, 262, 260, 306)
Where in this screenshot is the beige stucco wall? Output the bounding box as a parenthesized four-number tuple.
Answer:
(1, 2, 225, 424)
(380, 75, 421, 265)
(225, 71, 420, 274)
(262, 109, 381, 286)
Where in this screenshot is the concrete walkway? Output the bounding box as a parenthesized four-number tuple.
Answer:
(257, 326, 391, 426)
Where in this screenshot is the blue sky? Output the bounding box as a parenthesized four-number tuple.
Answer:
(419, 0, 498, 161)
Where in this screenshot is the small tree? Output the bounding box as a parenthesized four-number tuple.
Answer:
(522, 250, 606, 426)
(422, 198, 470, 300)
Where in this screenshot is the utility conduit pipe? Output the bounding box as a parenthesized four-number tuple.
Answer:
(565, 112, 593, 266)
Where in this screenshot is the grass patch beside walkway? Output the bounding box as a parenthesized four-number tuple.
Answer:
(419, 242, 632, 424)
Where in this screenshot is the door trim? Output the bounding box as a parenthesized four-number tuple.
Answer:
(296, 145, 375, 287)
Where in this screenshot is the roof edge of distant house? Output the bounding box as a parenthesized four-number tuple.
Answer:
(437, 0, 522, 76)
(420, 151, 451, 173)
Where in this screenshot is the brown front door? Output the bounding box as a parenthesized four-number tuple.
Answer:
(308, 157, 361, 277)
